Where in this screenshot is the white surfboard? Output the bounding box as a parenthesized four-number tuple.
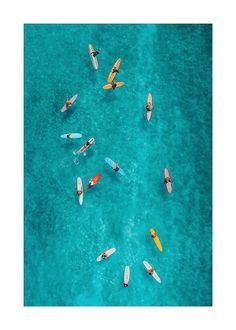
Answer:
(61, 133, 82, 139)
(60, 94, 78, 113)
(77, 177, 83, 205)
(143, 260, 161, 283)
(88, 44, 98, 70)
(146, 93, 153, 121)
(104, 157, 125, 176)
(96, 248, 116, 262)
(124, 266, 130, 287)
(73, 137, 95, 155)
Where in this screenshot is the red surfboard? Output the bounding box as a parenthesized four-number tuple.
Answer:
(86, 173, 102, 190)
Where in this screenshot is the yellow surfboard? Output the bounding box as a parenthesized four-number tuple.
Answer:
(107, 58, 121, 83)
(149, 228, 163, 252)
(103, 82, 125, 90)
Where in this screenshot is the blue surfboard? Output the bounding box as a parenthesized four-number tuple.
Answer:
(105, 157, 125, 176)
(61, 133, 82, 139)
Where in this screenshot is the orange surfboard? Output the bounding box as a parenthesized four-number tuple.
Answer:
(107, 58, 121, 83)
(86, 173, 101, 189)
(103, 82, 124, 90)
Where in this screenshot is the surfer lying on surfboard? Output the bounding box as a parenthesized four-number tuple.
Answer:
(112, 68, 119, 73)
(148, 268, 154, 275)
(101, 252, 108, 259)
(146, 102, 152, 111)
(113, 161, 120, 172)
(150, 231, 156, 238)
(164, 177, 172, 184)
(86, 173, 101, 190)
(111, 81, 118, 89)
(103, 81, 124, 90)
(74, 138, 95, 155)
(77, 188, 83, 196)
(66, 97, 72, 108)
(90, 49, 100, 57)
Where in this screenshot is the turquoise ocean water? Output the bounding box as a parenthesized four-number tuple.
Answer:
(24, 24, 212, 306)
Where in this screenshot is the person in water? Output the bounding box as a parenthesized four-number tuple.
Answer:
(111, 81, 117, 89)
(91, 49, 100, 57)
(114, 161, 120, 172)
(123, 282, 128, 287)
(148, 268, 154, 275)
(66, 97, 72, 108)
(164, 177, 172, 184)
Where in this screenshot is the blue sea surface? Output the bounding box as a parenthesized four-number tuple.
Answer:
(24, 24, 212, 306)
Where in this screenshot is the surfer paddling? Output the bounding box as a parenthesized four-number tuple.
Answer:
(66, 97, 72, 109)
(91, 49, 100, 57)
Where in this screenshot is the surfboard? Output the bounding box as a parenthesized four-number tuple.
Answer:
(86, 173, 101, 190)
(143, 261, 161, 283)
(124, 266, 130, 287)
(96, 248, 116, 262)
(107, 58, 121, 83)
(103, 82, 125, 90)
(73, 138, 95, 155)
(88, 44, 98, 70)
(60, 94, 78, 113)
(77, 177, 83, 205)
(61, 133, 82, 139)
(146, 93, 153, 121)
(104, 157, 125, 176)
(149, 228, 163, 252)
(164, 167, 172, 193)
